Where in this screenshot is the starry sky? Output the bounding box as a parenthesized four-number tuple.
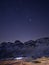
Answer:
(0, 0, 49, 43)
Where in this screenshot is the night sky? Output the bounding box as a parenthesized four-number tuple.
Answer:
(0, 0, 49, 43)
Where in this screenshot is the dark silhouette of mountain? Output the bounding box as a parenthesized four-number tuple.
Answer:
(0, 37, 49, 60)
(14, 40, 24, 48)
(24, 40, 36, 47)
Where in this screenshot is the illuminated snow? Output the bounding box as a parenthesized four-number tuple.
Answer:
(15, 57, 23, 60)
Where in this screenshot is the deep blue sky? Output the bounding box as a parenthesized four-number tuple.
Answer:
(0, 0, 49, 42)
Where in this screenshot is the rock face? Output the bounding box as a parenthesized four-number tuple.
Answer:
(0, 37, 49, 60)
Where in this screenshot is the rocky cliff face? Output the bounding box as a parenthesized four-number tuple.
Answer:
(0, 37, 49, 60)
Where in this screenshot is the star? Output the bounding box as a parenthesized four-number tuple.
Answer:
(29, 18, 32, 22)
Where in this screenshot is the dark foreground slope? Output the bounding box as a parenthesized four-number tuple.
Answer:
(0, 57, 49, 65)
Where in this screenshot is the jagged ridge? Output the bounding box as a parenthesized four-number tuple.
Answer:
(0, 37, 49, 60)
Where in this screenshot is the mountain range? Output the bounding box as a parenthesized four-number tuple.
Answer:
(0, 37, 49, 60)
